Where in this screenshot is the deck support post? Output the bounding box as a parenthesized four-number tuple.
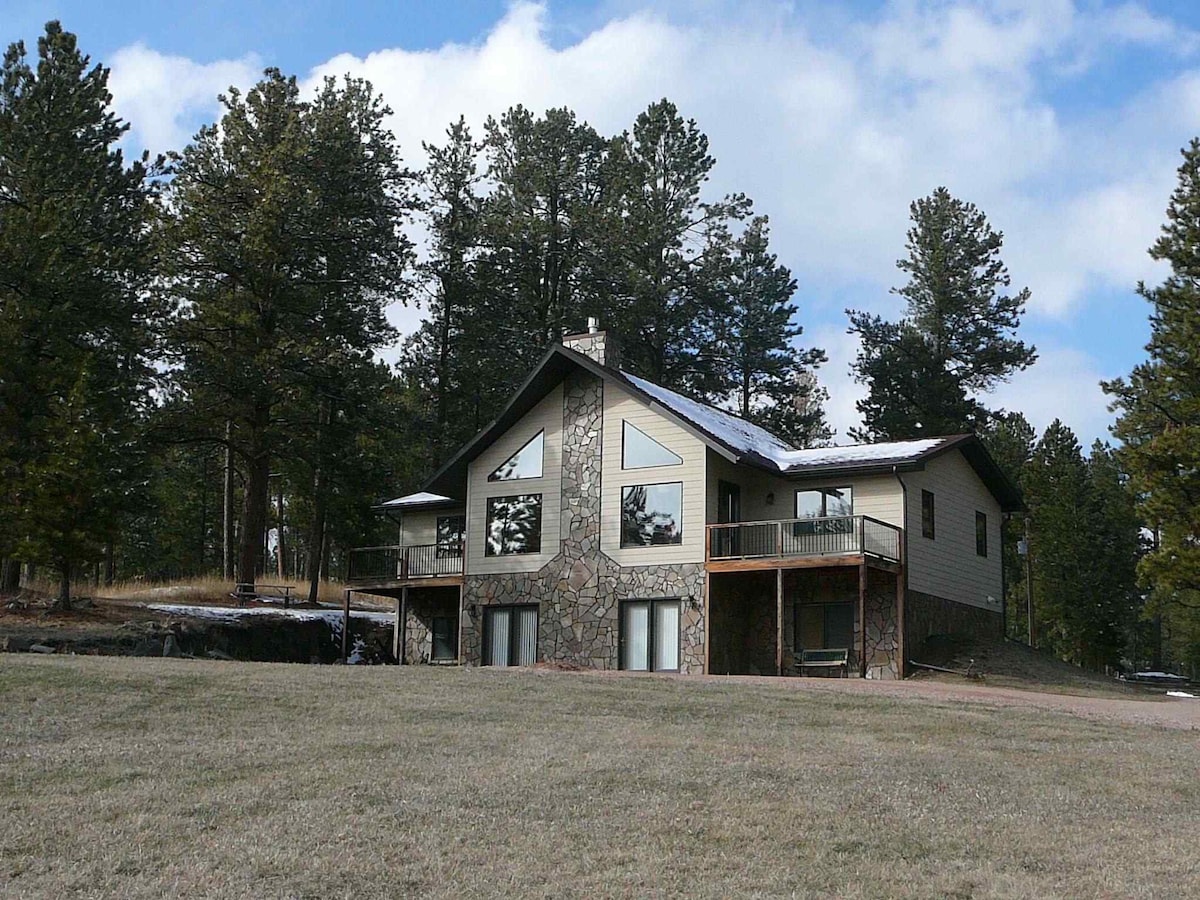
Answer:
(896, 530, 906, 679)
(704, 570, 712, 675)
(776, 567, 785, 676)
(858, 561, 867, 679)
(341, 589, 351, 663)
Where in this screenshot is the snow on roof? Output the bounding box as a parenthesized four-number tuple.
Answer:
(622, 373, 796, 465)
(378, 491, 457, 508)
(776, 438, 949, 470)
(622, 371, 950, 473)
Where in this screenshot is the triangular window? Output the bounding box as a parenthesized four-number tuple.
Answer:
(622, 421, 683, 469)
(488, 430, 545, 481)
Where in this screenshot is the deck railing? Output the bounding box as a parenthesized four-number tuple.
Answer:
(346, 542, 465, 584)
(707, 515, 901, 564)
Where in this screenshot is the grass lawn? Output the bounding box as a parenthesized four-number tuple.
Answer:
(1, 656, 1196, 899)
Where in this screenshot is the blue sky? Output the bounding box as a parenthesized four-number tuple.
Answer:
(4, 0, 1199, 447)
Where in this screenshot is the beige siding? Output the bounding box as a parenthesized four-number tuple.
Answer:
(398, 508, 465, 547)
(602, 385, 707, 565)
(705, 452, 903, 528)
(466, 385, 563, 575)
(904, 451, 1004, 611)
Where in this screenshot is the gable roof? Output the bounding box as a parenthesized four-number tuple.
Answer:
(422, 344, 1024, 512)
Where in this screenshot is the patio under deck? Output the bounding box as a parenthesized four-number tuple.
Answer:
(704, 516, 906, 679)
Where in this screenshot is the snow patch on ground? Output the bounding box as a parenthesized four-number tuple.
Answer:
(146, 603, 393, 626)
(1166, 691, 1196, 699)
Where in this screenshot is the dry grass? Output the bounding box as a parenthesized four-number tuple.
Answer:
(1, 656, 1197, 899)
(21, 574, 357, 607)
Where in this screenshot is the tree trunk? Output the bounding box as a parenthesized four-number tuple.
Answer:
(0, 558, 19, 593)
(103, 542, 115, 586)
(277, 479, 286, 580)
(223, 420, 236, 580)
(237, 447, 270, 589)
(58, 562, 71, 610)
(307, 398, 330, 604)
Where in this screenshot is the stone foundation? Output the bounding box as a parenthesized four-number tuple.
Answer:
(905, 589, 1003, 655)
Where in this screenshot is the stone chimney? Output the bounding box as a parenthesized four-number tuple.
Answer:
(562, 317, 622, 369)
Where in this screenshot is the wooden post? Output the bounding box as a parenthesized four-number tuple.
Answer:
(896, 529, 906, 679)
(776, 567, 785, 676)
(704, 570, 712, 675)
(400, 586, 408, 665)
(858, 561, 867, 679)
(341, 589, 351, 663)
(393, 593, 403, 663)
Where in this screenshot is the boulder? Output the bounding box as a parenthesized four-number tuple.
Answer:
(162, 634, 181, 658)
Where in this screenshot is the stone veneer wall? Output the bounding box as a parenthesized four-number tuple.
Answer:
(461, 369, 706, 672)
(905, 589, 1003, 655)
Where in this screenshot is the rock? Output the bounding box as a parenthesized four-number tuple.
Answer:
(162, 634, 181, 658)
(132, 637, 163, 656)
(205, 648, 233, 661)
(28, 643, 56, 654)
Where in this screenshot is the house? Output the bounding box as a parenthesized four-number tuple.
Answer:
(347, 323, 1022, 678)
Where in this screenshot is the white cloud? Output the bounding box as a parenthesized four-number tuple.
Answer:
(101, 0, 1200, 444)
(108, 43, 261, 156)
(988, 345, 1115, 446)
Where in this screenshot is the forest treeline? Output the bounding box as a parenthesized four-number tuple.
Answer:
(1, 23, 1197, 675)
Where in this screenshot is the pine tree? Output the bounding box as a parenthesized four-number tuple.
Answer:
(1023, 421, 1092, 662)
(1104, 138, 1200, 674)
(712, 216, 830, 446)
(849, 187, 1036, 440)
(608, 99, 751, 394)
(162, 70, 413, 588)
(401, 118, 483, 457)
(0, 23, 159, 605)
(981, 410, 1036, 639)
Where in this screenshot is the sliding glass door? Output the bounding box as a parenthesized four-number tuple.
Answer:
(484, 605, 538, 667)
(621, 599, 681, 672)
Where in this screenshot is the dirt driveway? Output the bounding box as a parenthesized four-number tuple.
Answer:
(713, 672, 1200, 730)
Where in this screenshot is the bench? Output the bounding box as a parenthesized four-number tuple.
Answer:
(233, 583, 296, 608)
(797, 648, 849, 678)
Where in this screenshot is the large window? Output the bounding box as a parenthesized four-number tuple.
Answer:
(922, 490, 935, 539)
(621, 483, 683, 547)
(431, 616, 457, 661)
(620, 599, 681, 671)
(795, 486, 854, 519)
(976, 511, 988, 557)
(622, 421, 683, 469)
(488, 430, 544, 481)
(436, 515, 465, 558)
(485, 494, 542, 556)
(484, 605, 538, 667)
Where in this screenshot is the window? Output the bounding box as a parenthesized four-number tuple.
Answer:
(620, 599, 680, 671)
(793, 486, 854, 537)
(621, 483, 683, 547)
(431, 616, 457, 661)
(436, 515, 465, 558)
(488, 431, 544, 481)
(795, 602, 854, 651)
(485, 494, 542, 556)
(484, 605, 538, 666)
(795, 486, 854, 519)
(622, 421, 683, 469)
(922, 490, 935, 539)
(976, 511, 988, 557)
